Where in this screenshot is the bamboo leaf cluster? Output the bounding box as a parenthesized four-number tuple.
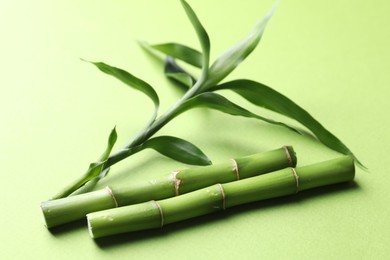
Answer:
(51, 0, 361, 200)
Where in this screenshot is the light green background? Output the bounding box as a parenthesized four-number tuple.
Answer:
(1, 0, 389, 259)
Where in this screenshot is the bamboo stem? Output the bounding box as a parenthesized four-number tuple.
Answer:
(41, 188, 117, 228)
(41, 146, 296, 228)
(87, 156, 354, 238)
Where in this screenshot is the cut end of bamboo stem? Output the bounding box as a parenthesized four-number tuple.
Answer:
(40, 189, 119, 229)
(284, 145, 297, 167)
(40, 203, 49, 228)
(87, 214, 95, 239)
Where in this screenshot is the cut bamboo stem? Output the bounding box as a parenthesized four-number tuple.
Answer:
(41, 146, 296, 228)
(87, 156, 355, 238)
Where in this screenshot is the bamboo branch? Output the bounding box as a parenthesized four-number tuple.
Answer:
(41, 146, 296, 228)
(87, 156, 355, 238)
(52, 0, 362, 200)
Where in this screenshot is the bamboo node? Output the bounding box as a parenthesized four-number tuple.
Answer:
(218, 184, 226, 210)
(153, 201, 164, 228)
(105, 186, 119, 208)
(291, 168, 299, 193)
(172, 170, 182, 196)
(284, 146, 294, 167)
(230, 159, 240, 180)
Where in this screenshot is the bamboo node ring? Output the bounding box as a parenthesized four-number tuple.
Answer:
(105, 186, 119, 208)
(172, 170, 182, 196)
(154, 201, 164, 228)
(230, 159, 240, 180)
(291, 168, 299, 193)
(218, 183, 226, 210)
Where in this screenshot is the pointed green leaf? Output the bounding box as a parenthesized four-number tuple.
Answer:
(211, 79, 362, 166)
(142, 136, 212, 166)
(139, 42, 196, 89)
(84, 162, 105, 181)
(151, 43, 203, 68)
(85, 61, 160, 138)
(165, 72, 193, 89)
(78, 127, 118, 184)
(181, 0, 210, 76)
(206, 1, 279, 87)
(138, 40, 166, 63)
(76, 127, 118, 185)
(98, 126, 118, 161)
(52, 127, 118, 199)
(164, 57, 194, 89)
(85, 60, 159, 108)
(172, 92, 300, 133)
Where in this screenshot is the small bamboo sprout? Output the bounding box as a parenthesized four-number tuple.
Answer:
(87, 156, 355, 239)
(41, 146, 296, 228)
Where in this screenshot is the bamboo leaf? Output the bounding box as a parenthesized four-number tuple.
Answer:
(165, 72, 193, 89)
(206, 1, 279, 87)
(173, 92, 300, 133)
(85, 60, 159, 108)
(211, 79, 362, 166)
(164, 57, 194, 89)
(138, 40, 165, 63)
(138, 42, 195, 89)
(142, 136, 212, 166)
(181, 0, 210, 76)
(151, 43, 202, 68)
(52, 127, 118, 199)
(85, 162, 105, 180)
(98, 126, 118, 161)
(85, 60, 160, 137)
(83, 127, 118, 181)
(80, 127, 118, 182)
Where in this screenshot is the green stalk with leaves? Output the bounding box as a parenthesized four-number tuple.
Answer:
(42, 146, 296, 228)
(87, 156, 355, 239)
(51, 0, 361, 200)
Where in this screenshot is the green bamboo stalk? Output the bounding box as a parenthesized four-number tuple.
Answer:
(87, 156, 354, 239)
(41, 146, 296, 228)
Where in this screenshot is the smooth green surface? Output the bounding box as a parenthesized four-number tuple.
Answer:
(1, 0, 389, 259)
